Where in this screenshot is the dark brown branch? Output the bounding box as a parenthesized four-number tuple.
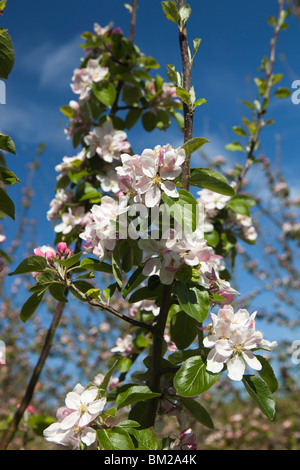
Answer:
(69, 281, 153, 332)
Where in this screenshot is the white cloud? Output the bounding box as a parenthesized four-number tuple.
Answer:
(21, 36, 83, 92)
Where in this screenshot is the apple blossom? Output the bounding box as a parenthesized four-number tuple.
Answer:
(135, 145, 185, 207)
(84, 121, 130, 162)
(111, 334, 134, 354)
(71, 59, 108, 100)
(59, 383, 106, 430)
(80, 196, 119, 260)
(54, 206, 90, 235)
(203, 306, 276, 381)
(33, 245, 56, 263)
(47, 188, 73, 222)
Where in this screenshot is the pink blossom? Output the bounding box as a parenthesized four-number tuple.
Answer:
(84, 121, 130, 162)
(33, 245, 56, 263)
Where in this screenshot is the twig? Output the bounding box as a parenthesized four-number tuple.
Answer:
(178, 0, 193, 191)
(69, 281, 153, 332)
(235, 0, 285, 193)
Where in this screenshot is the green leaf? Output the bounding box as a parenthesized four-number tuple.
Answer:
(170, 310, 197, 350)
(118, 357, 132, 373)
(122, 264, 147, 299)
(174, 356, 219, 397)
(142, 111, 157, 132)
(242, 375, 276, 420)
(162, 189, 199, 233)
(232, 126, 247, 137)
(125, 108, 142, 130)
(0, 187, 15, 219)
(189, 167, 235, 196)
(256, 356, 278, 393)
(9, 255, 47, 276)
(274, 87, 291, 98)
(100, 359, 119, 391)
(181, 397, 214, 429)
(27, 414, 56, 437)
(111, 243, 124, 288)
(227, 195, 253, 216)
(225, 141, 245, 152)
(192, 38, 202, 58)
(173, 281, 210, 322)
(80, 257, 113, 274)
(175, 86, 190, 105)
(0, 166, 21, 185)
(93, 82, 116, 107)
(128, 284, 163, 303)
(55, 252, 82, 269)
(116, 385, 161, 410)
(181, 137, 209, 156)
(20, 293, 44, 323)
(0, 29, 15, 79)
(161, 1, 179, 24)
(178, 4, 192, 26)
(0, 134, 17, 155)
(48, 282, 68, 302)
(97, 427, 135, 450)
(75, 181, 100, 202)
(129, 428, 159, 450)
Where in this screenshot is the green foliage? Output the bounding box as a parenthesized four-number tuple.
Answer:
(189, 167, 235, 196)
(174, 356, 219, 397)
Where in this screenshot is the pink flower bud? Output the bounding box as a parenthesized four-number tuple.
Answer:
(57, 242, 70, 255)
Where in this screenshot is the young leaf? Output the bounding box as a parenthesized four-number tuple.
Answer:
(174, 355, 219, 397)
(55, 252, 82, 269)
(242, 375, 276, 420)
(189, 168, 235, 196)
(225, 141, 245, 152)
(181, 137, 209, 156)
(161, 1, 179, 24)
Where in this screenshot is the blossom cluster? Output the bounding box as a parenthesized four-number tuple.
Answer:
(43, 383, 106, 449)
(203, 305, 277, 381)
(197, 188, 257, 242)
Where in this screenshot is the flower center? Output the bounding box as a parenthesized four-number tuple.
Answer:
(152, 175, 161, 186)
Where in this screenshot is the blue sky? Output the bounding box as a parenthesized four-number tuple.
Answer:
(1, 0, 300, 347)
